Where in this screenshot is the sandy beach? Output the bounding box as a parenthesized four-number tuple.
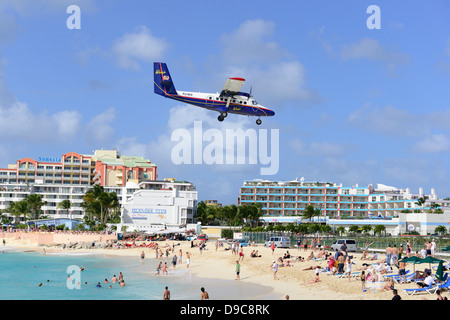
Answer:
(2, 233, 448, 300)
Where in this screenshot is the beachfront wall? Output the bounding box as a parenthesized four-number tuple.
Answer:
(1, 231, 116, 246)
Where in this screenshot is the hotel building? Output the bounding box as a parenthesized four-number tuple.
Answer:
(0, 150, 196, 229)
(239, 179, 440, 218)
(239, 179, 450, 235)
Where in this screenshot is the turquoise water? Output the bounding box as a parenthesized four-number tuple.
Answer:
(0, 249, 277, 300)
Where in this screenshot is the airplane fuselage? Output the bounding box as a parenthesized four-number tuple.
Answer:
(164, 91, 275, 117)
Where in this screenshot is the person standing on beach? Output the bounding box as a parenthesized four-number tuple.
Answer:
(140, 251, 145, 263)
(200, 287, 209, 300)
(235, 260, 240, 280)
(186, 252, 191, 268)
(392, 245, 399, 266)
(162, 262, 168, 275)
(346, 258, 352, 282)
(272, 260, 279, 280)
(398, 260, 406, 284)
(172, 254, 177, 269)
(238, 245, 244, 261)
(271, 241, 275, 255)
(337, 253, 345, 274)
(360, 271, 366, 291)
(386, 244, 392, 266)
(163, 286, 171, 300)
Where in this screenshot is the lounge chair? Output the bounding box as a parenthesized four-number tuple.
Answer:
(434, 276, 450, 291)
(403, 284, 437, 295)
(393, 272, 414, 284)
(383, 270, 410, 278)
(338, 271, 361, 278)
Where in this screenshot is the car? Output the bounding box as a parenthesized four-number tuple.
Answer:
(264, 236, 291, 248)
(330, 239, 358, 252)
(235, 239, 249, 247)
(197, 234, 208, 241)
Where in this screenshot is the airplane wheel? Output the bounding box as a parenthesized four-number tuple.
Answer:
(218, 115, 224, 122)
(256, 119, 262, 125)
(221, 112, 228, 118)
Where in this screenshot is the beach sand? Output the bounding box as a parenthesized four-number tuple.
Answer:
(2, 235, 448, 300)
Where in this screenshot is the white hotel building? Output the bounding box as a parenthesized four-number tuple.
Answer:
(239, 179, 450, 235)
(0, 150, 197, 230)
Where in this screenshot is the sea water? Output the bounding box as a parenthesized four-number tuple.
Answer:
(0, 248, 278, 300)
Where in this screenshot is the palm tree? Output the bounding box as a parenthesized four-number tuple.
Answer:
(302, 205, 321, 222)
(415, 197, 426, 213)
(349, 225, 360, 235)
(57, 199, 72, 219)
(242, 203, 263, 228)
(25, 194, 47, 220)
(8, 200, 29, 223)
(373, 224, 386, 236)
(361, 225, 372, 235)
(103, 192, 120, 224)
(336, 226, 346, 236)
(435, 225, 447, 235)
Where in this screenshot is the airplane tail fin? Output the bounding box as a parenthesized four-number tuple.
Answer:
(154, 62, 177, 96)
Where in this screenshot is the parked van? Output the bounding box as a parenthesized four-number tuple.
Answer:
(331, 239, 358, 252)
(264, 236, 291, 248)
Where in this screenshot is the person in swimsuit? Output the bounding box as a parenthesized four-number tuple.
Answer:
(163, 286, 170, 300)
(200, 287, 209, 300)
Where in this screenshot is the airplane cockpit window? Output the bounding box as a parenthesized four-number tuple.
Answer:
(252, 100, 258, 105)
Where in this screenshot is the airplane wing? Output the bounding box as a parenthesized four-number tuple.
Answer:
(220, 77, 245, 96)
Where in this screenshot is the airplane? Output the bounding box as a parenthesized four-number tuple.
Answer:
(153, 62, 275, 125)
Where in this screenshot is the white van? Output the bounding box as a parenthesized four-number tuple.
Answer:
(264, 236, 291, 248)
(330, 239, 358, 252)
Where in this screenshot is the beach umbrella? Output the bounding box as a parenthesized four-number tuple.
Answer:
(436, 262, 444, 281)
(399, 256, 422, 263)
(417, 256, 445, 264)
(417, 256, 445, 274)
(399, 256, 422, 273)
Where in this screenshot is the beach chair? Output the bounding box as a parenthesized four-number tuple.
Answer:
(393, 272, 414, 284)
(403, 284, 437, 295)
(433, 276, 450, 292)
(383, 269, 410, 279)
(338, 272, 360, 278)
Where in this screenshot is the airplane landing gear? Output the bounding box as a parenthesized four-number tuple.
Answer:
(256, 118, 262, 125)
(221, 112, 228, 118)
(218, 115, 225, 122)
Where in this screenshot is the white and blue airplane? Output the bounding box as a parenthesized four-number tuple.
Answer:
(154, 62, 275, 125)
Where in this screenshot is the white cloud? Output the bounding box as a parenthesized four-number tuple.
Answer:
(348, 103, 450, 140)
(289, 138, 348, 157)
(84, 107, 116, 144)
(412, 134, 450, 153)
(112, 26, 168, 70)
(348, 103, 423, 137)
(340, 37, 409, 64)
(216, 20, 320, 107)
(220, 19, 287, 64)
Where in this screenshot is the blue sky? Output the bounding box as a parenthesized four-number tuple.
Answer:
(1, 0, 450, 204)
